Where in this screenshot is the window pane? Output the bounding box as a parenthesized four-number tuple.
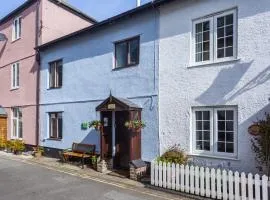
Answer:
(196, 121, 202, 130)
(13, 119, 17, 137)
(203, 52, 209, 61)
(128, 38, 139, 65)
(196, 53, 202, 62)
(204, 131, 210, 140)
(203, 111, 210, 120)
(225, 14, 233, 25)
(218, 132, 225, 141)
(49, 64, 55, 87)
(196, 33, 202, 43)
(56, 61, 63, 87)
(115, 42, 127, 68)
(226, 111, 234, 120)
(217, 111, 225, 120)
(196, 131, 202, 140)
(196, 23, 202, 33)
(203, 121, 210, 130)
(217, 17, 225, 27)
(203, 42, 209, 51)
(204, 141, 210, 151)
(196, 43, 202, 53)
(195, 111, 202, 120)
(225, 47, 233, 57)
(226, 132, 234, 142)
(217, 49, 224, 58)
(19, 120, 23, 138)
(203, 31, 209, 41)
(217, 28, 224, 38)
(218, 38, 224, 48)
(226, 121, 234, 131)
(58, 117, 63, 139)
(218, 142, 225, 152)
(218, 121, 225, 131)
(226, 36, 233, 47)
(225, 25, 233, 36)
(16, 64, 19, 87)
(196, 141, 203, 150)
(203, 21, 210, 31)
(226, 143, 234, 153)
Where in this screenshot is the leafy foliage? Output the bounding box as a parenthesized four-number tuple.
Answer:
(0, 138, 6, 149)
(157, 145, 188, 165)
(89, 120, 102, 130)
(251, 113, 270, 176)
(124, 120, 146, 130)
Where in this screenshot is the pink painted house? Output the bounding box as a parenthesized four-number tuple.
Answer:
(0, 0, 96, 146)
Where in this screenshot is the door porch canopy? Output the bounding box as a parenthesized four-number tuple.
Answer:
(96, 95, 142, 112)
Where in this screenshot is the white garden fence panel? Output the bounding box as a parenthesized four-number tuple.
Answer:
(151, 161, 270, 200)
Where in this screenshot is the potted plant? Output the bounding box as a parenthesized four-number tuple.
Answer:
(33, 146, 44, 158)
(89, 120, 102, 131)
(12, 139, 25, 155)
(125, 120, 146, 131)
(91, 155, 98, 170)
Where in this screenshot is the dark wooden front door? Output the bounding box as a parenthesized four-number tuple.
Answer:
(114, 111, 130, 169)
(100, 112, 112, 158)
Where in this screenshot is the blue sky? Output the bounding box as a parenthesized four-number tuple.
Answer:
(0, 0, 151, 21)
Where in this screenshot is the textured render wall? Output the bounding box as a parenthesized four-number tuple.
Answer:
(159, 0, 270, 173)
(0, 2, 38, 145)
(40, 0, 92, 44)
(39, 11, 159, 161)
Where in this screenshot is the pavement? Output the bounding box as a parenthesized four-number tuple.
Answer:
(0, 152, 197, 200)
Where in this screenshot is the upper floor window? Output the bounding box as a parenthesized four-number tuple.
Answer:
(49, 60, 62, 88)
(192, 106, 237, 158)
(49, 112, 63, 140)
(12, 17, 22, 41)
(192, 9, 237, 65)
(11, 107, 23, 139)
(11, 62, 19, 89)
(115, 36, 140, 68)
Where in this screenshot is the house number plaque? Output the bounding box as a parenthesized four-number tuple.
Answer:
(108, 104, 116, 110)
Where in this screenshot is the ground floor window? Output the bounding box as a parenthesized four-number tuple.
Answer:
(192, 106, 237, 157)
(11, 107, 22, 139)
(49, 112, 62, 139)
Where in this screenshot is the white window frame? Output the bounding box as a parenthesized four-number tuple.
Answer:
(192, 106, 238, 158)
(191, 9, 237, 66)
(48, 112, 63, 140)
(48, 60, 63, 89)
(12, 16, 22, 41)
(11, 107, 22, 139)
(11, 62, 19, 89)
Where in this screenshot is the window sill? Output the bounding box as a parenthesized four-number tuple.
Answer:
(112, 64, 138, 71)
(11, 37, 21, 43)
(10, 87, 19, 91)
(188, 58, 240, 68)
(46, 138, 62, 141)
(188, 153, 239, 161)
(47, 87, 62, 90)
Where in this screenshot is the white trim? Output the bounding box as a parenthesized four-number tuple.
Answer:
(191, 106, 238, 159)
(10, 107, 22, 139)
(12, 16, 22, 41)
(11, 62, 19, 89)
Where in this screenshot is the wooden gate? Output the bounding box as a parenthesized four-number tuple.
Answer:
(0, 116, 7, 142)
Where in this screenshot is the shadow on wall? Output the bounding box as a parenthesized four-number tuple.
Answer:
(80, 129, 100, 153)
(196, 61, 256, 104)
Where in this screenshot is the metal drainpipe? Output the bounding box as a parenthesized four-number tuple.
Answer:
(35, 0, 41, 147)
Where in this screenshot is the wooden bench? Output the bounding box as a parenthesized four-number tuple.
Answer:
(63, 143, 96, 169)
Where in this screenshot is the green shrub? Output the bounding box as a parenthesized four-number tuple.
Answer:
(157, 146, 188, 165)
(0, 138, 6, 149)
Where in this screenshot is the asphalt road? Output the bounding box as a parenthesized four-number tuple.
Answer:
(0, 157, 183, 200)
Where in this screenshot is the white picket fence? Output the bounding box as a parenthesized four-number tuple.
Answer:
(151, 161, 270, 200)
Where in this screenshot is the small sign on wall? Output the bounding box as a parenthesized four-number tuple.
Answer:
(108, 104, 116, 110)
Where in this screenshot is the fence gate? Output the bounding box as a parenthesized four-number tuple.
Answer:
(0, 116, 7, 142)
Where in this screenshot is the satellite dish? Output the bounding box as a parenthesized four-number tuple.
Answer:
(0, 33, 7, 41)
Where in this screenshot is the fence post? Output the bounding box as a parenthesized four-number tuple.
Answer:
(195, 166, 200, 195)
(167, 162, 171, 189)
(185, 165, 190, 193)
(158, 162, 163, 187)
(222, 169, 228, 200)
(217, 169, 222, 199)
(190, 165, 195, 194)
(254, 174, 260, 200)
(200, 167, 205, 196)
(180, 165, 185, 192)
(154, 161, 159, 186)
(234, 171, 240, 200)
(228, 170, 234, 200)
(151, 161, 154, 185)
(241, 172, 247, 200)
(262, 175, 268, 200)
(162, 162, 167, 188)
(211, 168, 216, 199)
(171, 163, 176, 190)
(205, 167, 210, 197)
(175, 164, 180, 191)
(248, 173, 253, 200)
